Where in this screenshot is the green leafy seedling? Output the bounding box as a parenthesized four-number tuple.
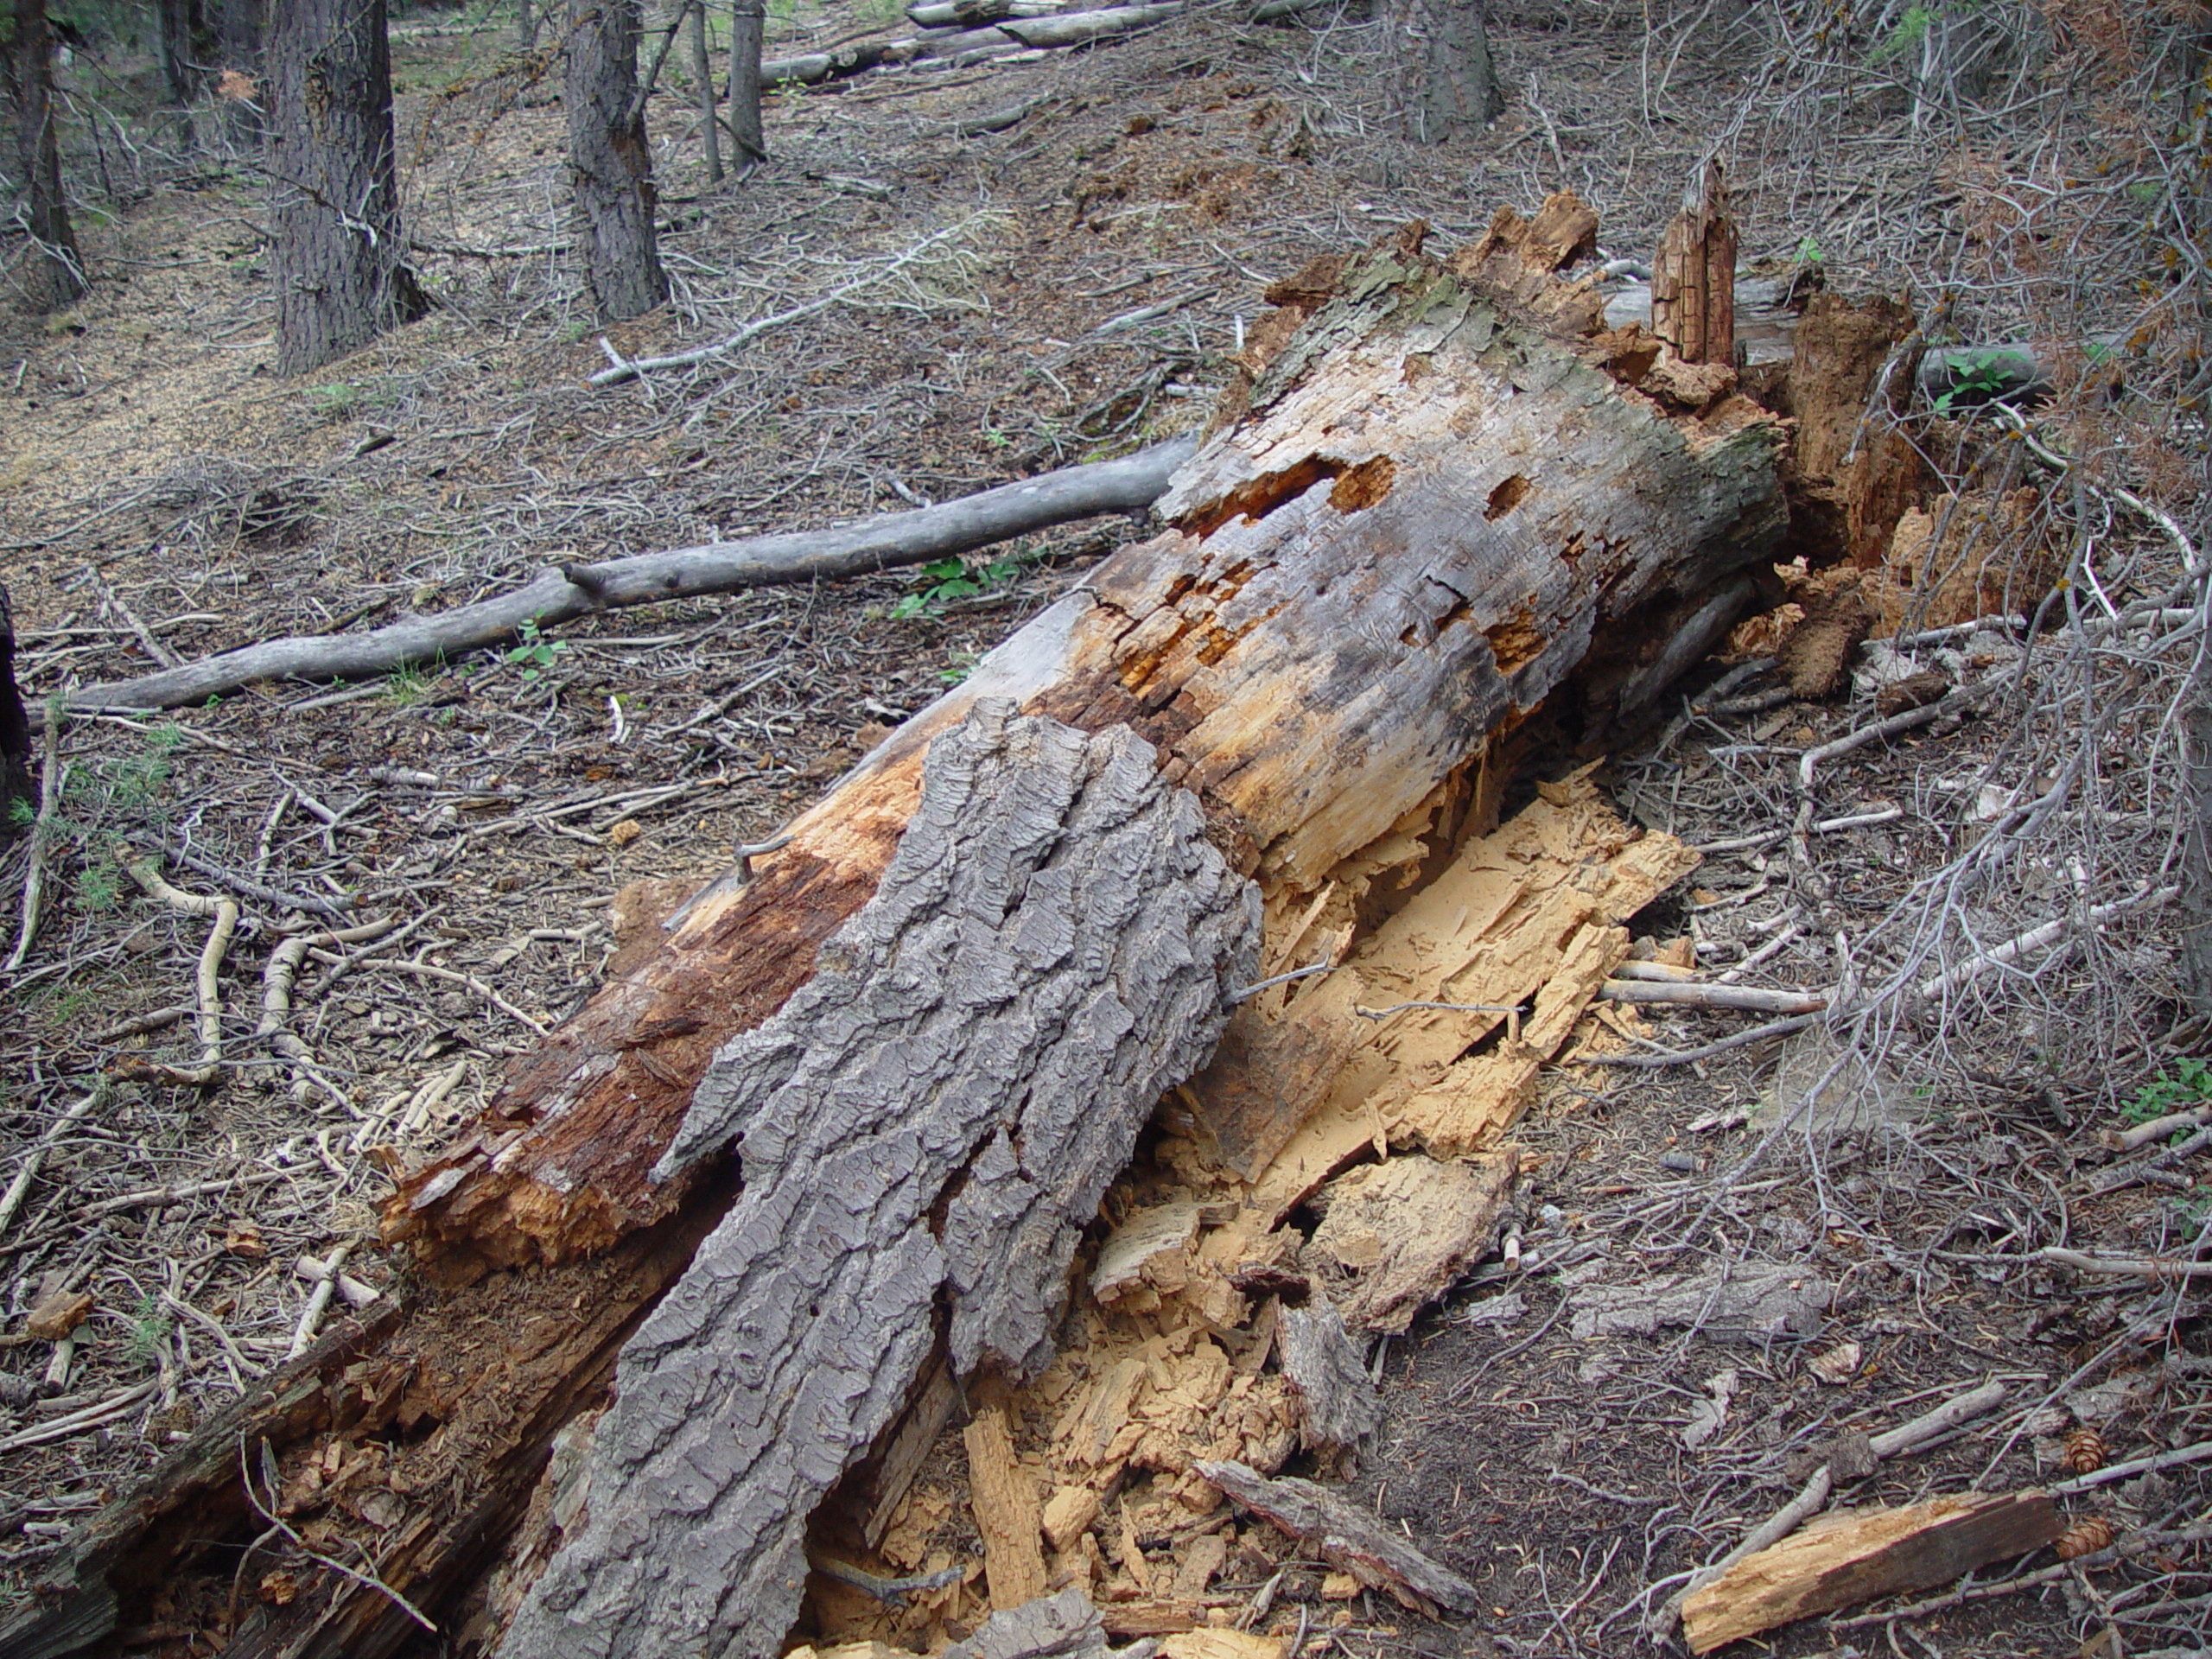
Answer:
(2123, 1058, 2212, 1127)
(1931, 349, 2015, 414)
(505, 618, 569, 683)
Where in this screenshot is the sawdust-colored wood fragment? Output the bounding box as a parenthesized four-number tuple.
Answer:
(1091, 1203, 1203, 1304)
(1160, 1630, 1285, 1659)
(1679, 1490, 2063, 1654)
(1305, 1153, 1517, 1333)
(968, 1403, 1052, 1611)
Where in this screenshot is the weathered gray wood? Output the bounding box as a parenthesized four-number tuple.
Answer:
(499, 702, 1258, 1659)
(48, 441, 1195, 719)
(1195, 1459, 1481, 1615)
(1279, 1294, 1382, 1460)
(943, 1586, 1147, 1659)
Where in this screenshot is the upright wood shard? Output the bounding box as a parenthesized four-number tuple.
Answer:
(1651, 158, 1737, 368)
(1680, 1490, 2064, 1653)
(499, 704, 1257, 1659)
(965, 1402, 1051, 1611)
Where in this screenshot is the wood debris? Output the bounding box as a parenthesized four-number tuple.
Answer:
(1679, 1490, 2064, 1653)
(1194, 1459, 1480, 1616)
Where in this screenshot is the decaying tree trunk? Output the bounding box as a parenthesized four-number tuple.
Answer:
(2, 199, 1787, 1659)
(1650, 156, 1735, 368)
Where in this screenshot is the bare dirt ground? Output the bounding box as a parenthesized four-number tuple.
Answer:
(1, 3, 2206, 1655)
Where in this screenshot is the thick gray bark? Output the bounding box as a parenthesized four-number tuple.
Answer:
(46, 437, 1195, 718)
(267, 0, 426, 376)
(566, 0, 668, 321)
(1387, 0, 1500, 143)
(3, 0, 86, 313)
(156, 0, 213, 150)
(2184, 652, 2212, 1020)
(500, 702, 1259, 1659)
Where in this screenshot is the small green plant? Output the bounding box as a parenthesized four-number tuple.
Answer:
(939, 649, 983, 684)
(889, 548, 1032, 621)
(74, 861, 120, 914)
(2123, 1058, 2212, 1124)
(505, 617, 569, 683)
(1930, 348, 2015, 414)
(1871, 3, 1932, 63)
(1794, 234, 1826, 267)
(308, 382, 366, 419)
(382, 663, 433, 706)
(125, 1294, 171, 1366)
(561, 318, 592, 344)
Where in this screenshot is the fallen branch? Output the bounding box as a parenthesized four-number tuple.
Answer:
(39, 439, 1195, 718)
(2, 703, 60, 972)
(2037, 1247, 2212, 1282)
(1914, 883, 2178, 1001)
(1580, 1012, 1821, 1067)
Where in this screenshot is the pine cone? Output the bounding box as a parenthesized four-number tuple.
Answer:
(2056, 1516, 2116, 1560)
(2063, 1427, 2108, 1474)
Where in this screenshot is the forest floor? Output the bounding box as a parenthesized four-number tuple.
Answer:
(0, 4, 2204, 1656)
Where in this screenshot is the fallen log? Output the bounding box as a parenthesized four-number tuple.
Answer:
(38, 440, 1192, 720)
(6, 200, 1785, 1659)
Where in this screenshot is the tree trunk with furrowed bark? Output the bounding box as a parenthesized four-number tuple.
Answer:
(0, 197, 1786, 1659)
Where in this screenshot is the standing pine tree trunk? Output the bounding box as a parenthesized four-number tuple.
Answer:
(3, 0, 87, 313)
(728, 0, 765, 166)
(1387, 0, 1501, 143)
(156, 0, 213, 151)
(567, 0, 667, 322)
(689, 0, 721, 183)
(267, 0, 426, 376)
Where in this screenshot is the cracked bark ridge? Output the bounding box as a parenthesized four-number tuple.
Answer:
(499, 700, 1260, 1659)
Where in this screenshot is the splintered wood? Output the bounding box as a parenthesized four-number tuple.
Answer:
(1679, 1491, 2064, 1653)
(831, 780, 1693, 1649)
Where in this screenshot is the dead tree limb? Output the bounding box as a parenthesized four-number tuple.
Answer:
(37, 440, 1196, 721)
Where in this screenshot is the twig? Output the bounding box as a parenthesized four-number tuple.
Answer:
(72, 1168, 289, 1223)
(1598, 980, 1825, 1014)
(1798, 678, 1998, 791)
(2106, 1102, 2212, 1152)
(287, 1242, 352, 1357)
(322, 955, 550, 1037)
(0, 1380, 159, 1452)
(1913, 883, 2177, 1001)
(2038, 1247, 2212, 1281)
(3, 709, 62, 973)
(0, 1083, 106, 1242)
(1579, 1012, 1820, 1067)
(126, 858, 239, 1086)
(2048, 1439, 2212, 1496)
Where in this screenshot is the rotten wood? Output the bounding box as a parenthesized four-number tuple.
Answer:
(1679, 1489, 2065, 1654)
(1276, 1294, 1381, 1464)
(966, 1401, 1052, 1611)
(1194, 1459, 1479, 1615)
(1649, 157, 1735, 367)
(21, 202, 1785, 1659)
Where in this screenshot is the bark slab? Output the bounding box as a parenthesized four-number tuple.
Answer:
(498, 703, 1258, 1659)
